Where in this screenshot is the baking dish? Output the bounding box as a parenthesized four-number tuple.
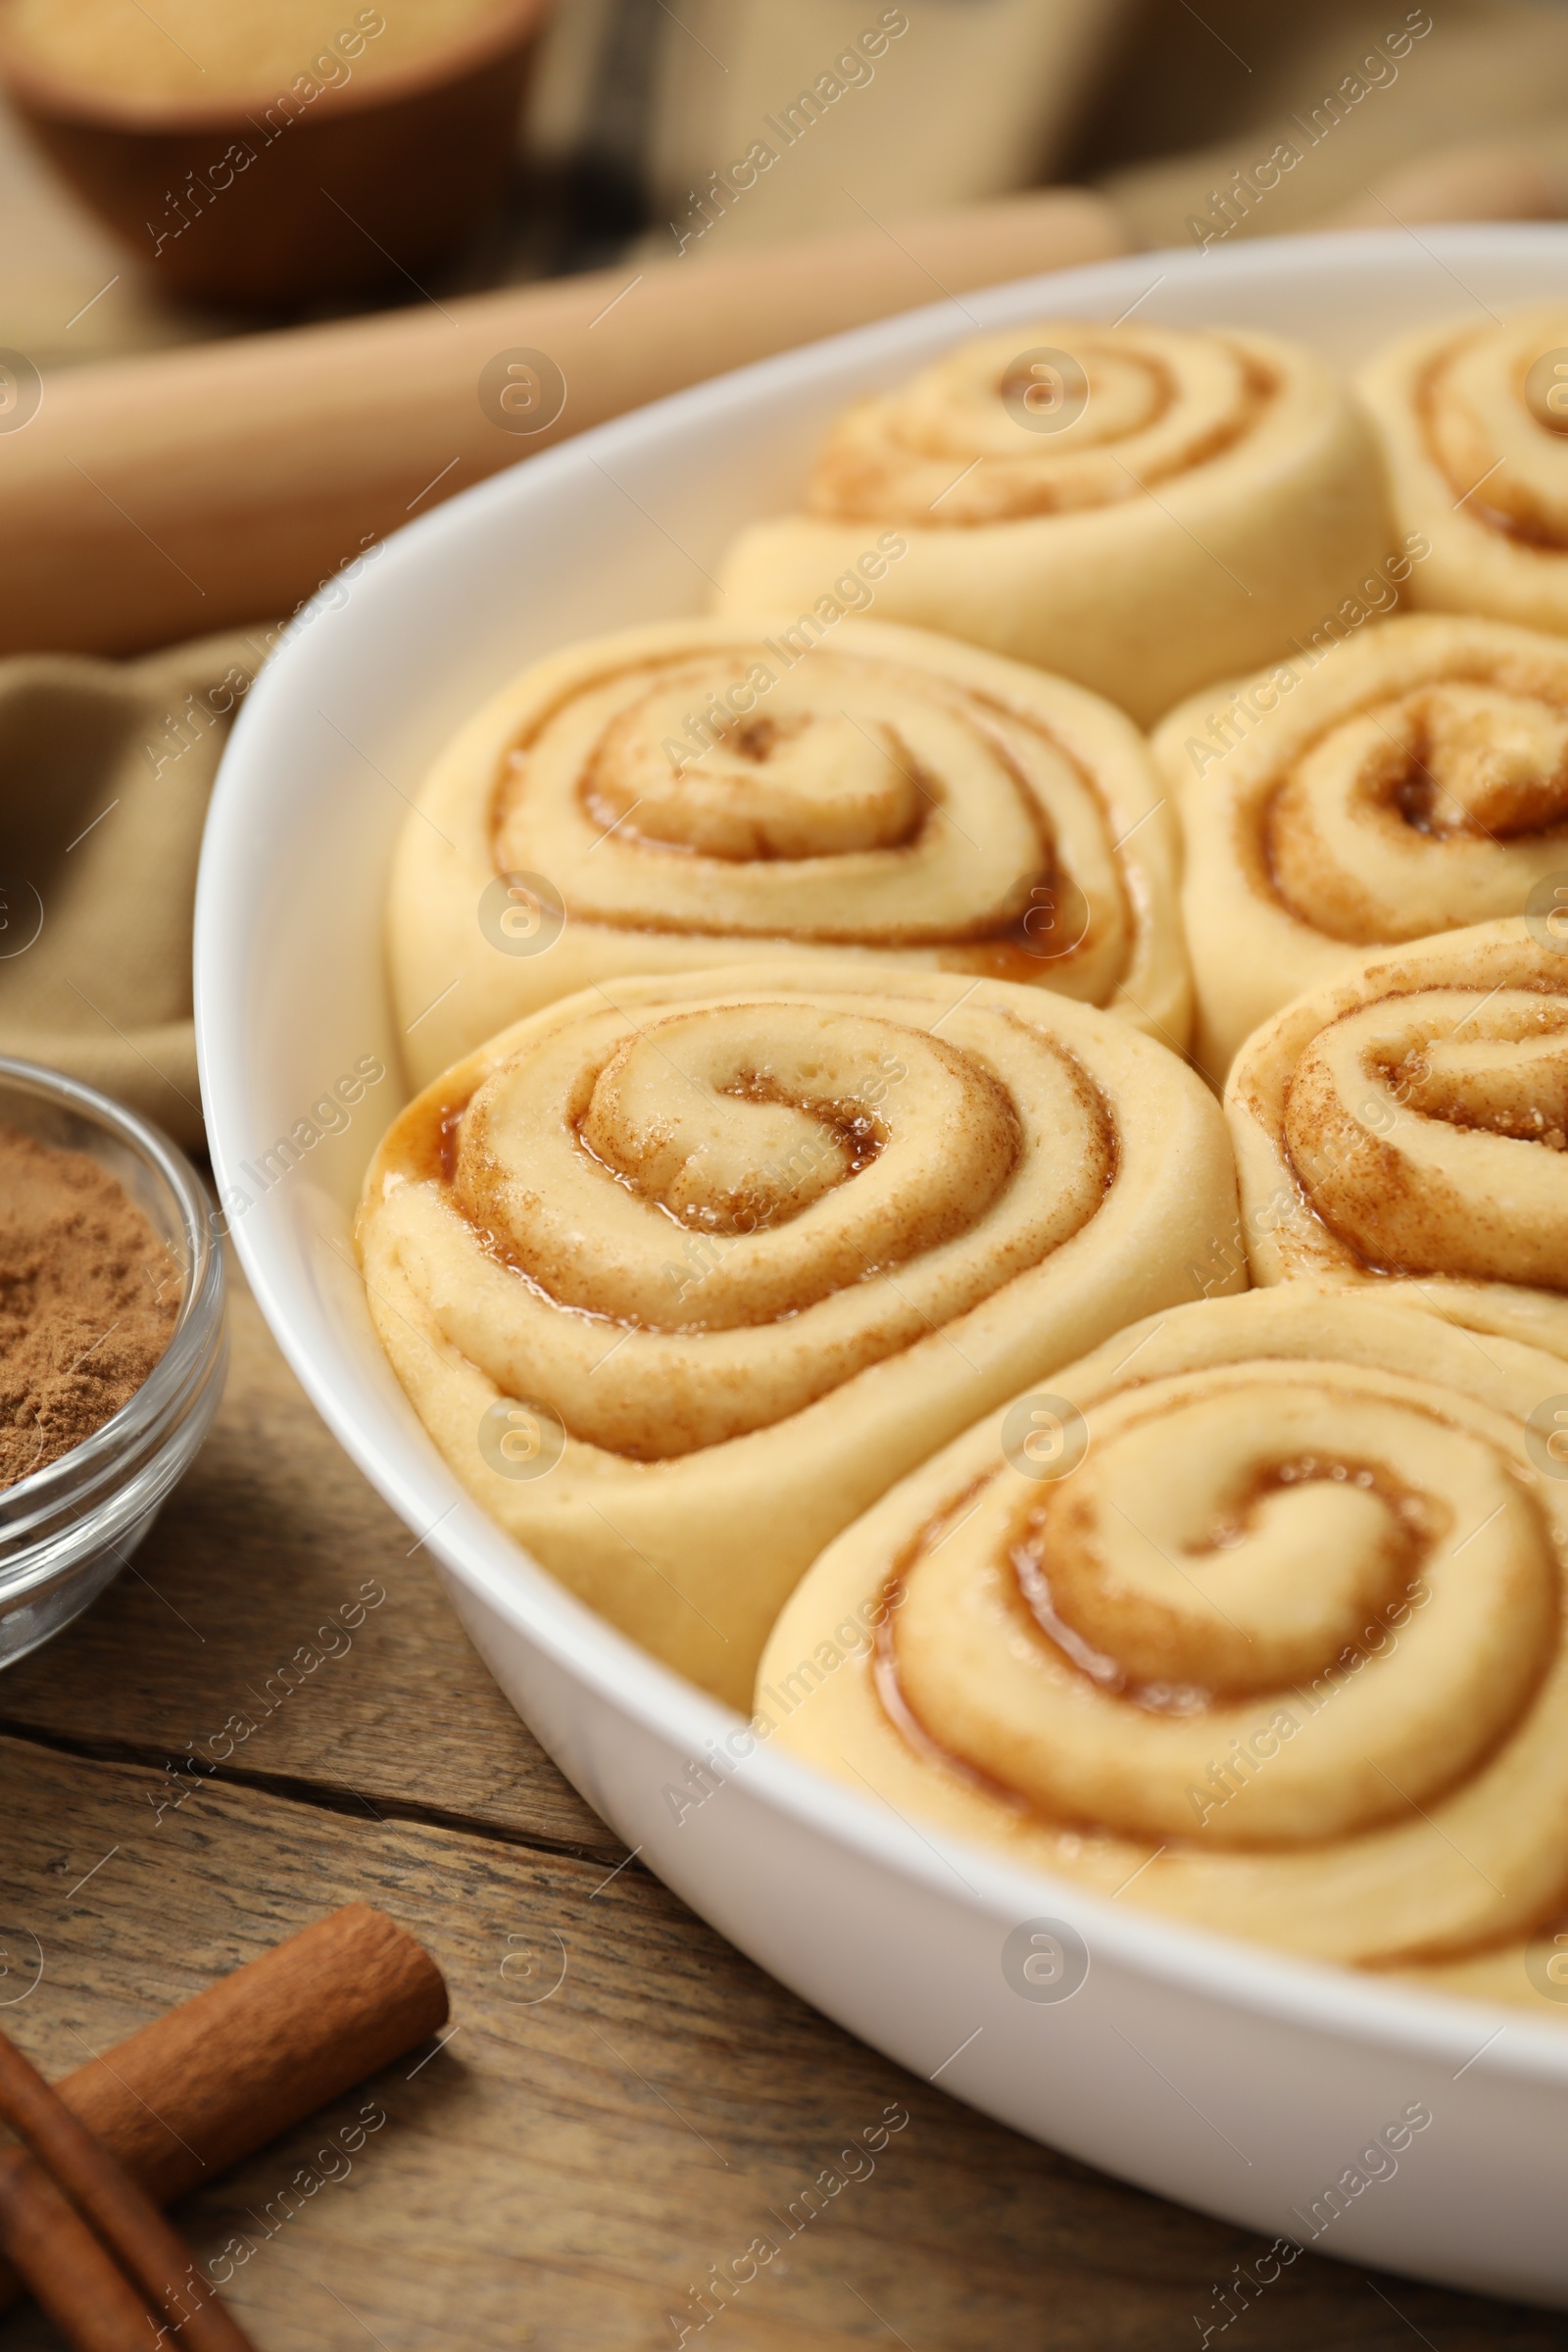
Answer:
(195, 224, 1568, 2305)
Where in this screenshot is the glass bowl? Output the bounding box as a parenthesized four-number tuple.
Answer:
(0, 1056, 226, 1667)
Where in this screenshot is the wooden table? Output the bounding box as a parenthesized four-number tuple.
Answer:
(0, 1273, 1557, 2352)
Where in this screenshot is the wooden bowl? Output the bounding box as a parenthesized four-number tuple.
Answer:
(0, 0, 552, 306)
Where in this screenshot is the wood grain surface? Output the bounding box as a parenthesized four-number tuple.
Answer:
(0, 1275, 1560, 2351)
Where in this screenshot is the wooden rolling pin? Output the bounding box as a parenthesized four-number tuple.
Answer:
(0, 186, 1125, 658)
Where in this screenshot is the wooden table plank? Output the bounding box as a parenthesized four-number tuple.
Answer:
(0, 1740, 1552, 2352)
(0, 1279, 612, 1856)
(0, 1267, 1560, 2346)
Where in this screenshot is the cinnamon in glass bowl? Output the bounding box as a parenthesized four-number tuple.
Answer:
(0, 1058, 226, 1666)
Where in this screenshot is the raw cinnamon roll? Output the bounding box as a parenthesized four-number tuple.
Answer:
(1155, 614, 1568, 1077)
(390, 616, 1189, 1085)
(1226, 917, 1568, 1362)
(1359, 306, 1568, 634)
(715, 319, 1395, 725)
(760, 1287, 1568, 2006)
(357, 965, 1240, 1704)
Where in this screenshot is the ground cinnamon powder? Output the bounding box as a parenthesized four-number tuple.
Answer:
(0, 1126, 179, 1491)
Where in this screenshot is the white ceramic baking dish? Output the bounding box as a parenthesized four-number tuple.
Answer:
(195, 224, 1568, 2306)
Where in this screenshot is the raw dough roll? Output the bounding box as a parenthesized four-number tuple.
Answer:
(358, 964, 1240, 1705)
(760, 1288, 1568, 2007)
(1360, 305, 1568, 633)
(1227, 918, 1568, 1360)
(715, 319, 1396, 725)
(389, 616, 1189, 1088)
(1155, 614, 1568, 1078)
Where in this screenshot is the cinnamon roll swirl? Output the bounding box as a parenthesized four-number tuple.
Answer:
(760, 1288, 1568, 2006)
(390, 616, 1188, 1087)
(1154, 615, 1568, 1077)
(357, 965, 1240, 1703)
(715, 319, 1395, 724)
(1226, 917, 1568, 1363)
(1359, 306, 1568, 635)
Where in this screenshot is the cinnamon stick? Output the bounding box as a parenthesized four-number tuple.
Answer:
(0, 2165, 156, 2352)
(0, 1902, 447, 2313)
(0, 2026, 255, 2350)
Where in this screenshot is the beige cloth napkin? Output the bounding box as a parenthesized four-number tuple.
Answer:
(1094, 0, 1568, 246)
(0, 626, 275, 1148)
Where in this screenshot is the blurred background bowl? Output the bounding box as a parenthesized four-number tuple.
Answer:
(0, 0, 552, 305)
